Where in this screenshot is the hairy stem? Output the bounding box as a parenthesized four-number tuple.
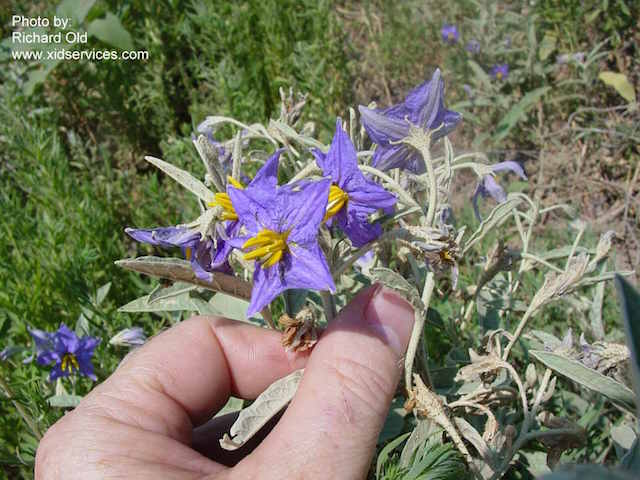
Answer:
(321, 290, 336, 322)
(405, 271, 435, 389)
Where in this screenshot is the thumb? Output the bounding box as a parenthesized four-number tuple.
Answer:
(232, 285, 414, 479)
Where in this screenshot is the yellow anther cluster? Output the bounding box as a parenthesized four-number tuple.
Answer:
(208, 177, 245, 221)
(324, 184, 349, 221)
(243, 229, 290, 268)
(61, 353, 79, 373)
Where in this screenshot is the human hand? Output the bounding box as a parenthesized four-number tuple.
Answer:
(35, 285, 414, 479)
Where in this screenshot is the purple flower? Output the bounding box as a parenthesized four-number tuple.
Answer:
(109, 327, 146, 347)
(441, 24, 459, 44)
(228, 178, 336, 317)
(491, 64, 509, 81)
(312, 120, 397, 247)
(465, 39, 480, 54)
(30, 324, 99, 381)
(359, 69, 462, 173)
(472, 161, 527, 220)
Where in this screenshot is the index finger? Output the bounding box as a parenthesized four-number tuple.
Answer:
(83, 315, 308, 443)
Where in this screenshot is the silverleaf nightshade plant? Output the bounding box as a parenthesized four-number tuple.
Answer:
(113, 68, 632, 478)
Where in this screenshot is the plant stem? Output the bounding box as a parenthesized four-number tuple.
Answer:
(358, 165, 421, 209)
(502, 307, 534, 360)
(0, 373, 42, 440)
(405, 271, 435, 389)
(321, 290, 336, 322)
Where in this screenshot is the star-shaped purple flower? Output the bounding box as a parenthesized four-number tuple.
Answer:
(359, 69, 462, 173)
(30, 324, 99, 381)
(441, 24, 459, 44)
(491, 64, 509, 81)
(472, 161, 527, 220)
(313, 119, 396, 247)
(228, 178, 335, 317)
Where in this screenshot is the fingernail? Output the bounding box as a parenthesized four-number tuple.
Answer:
(364, 286, 415, 357)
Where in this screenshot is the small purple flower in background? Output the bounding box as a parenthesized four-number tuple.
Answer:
(472, 161, 527, 220)
(313, 119, 397, 247)
(465, 39, 480, 54)
(359, 69, 462, 173)
(109, 327, 146, 348)
(491, 64, 509, 81)
(463, 84, 473, 98)
(441, 24, 459, 44)
(228, 178, 335, 316)
(30, 324, 100, 381)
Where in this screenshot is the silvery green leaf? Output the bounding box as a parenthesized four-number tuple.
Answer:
(377, 397, 406, 445)
(115, 256, 251, 300)
(522, 451, 551, 477)
(118, 291, 197, 313)
(268, 119, 324, 150)
(369, 267, 423, 310)
(463, 195, 523, 254)
(616, 275, 640, 419)
(526, 330, 562, 351)
(220, 369, 303, 450)
(590, 265, 606, 340)
(209, 293, 262, 323)
(215, 396, 244, 418)
(148, 282, 199, 304)
(95, 282, 111, 306)
(611, 424, 636, 451)
(75, 311, 91, 337)
(453, 417, 493, 466)
(48, 394, 83, 408)
(192, 134, 225, 193)
(521, 246, 592, 272)
(190, 297, 220, 316)
(231, 131, 242, 182)
(145, 156, 215, 203)
(530, 350, 636, 412)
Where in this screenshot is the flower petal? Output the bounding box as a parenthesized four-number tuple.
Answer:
(285, 243, 335, 293)
(358, 106, 410, 144)
(282, 179, 331, 244)
(313, 119, 359, 185)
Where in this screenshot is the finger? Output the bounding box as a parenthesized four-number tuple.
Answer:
(230, 285, 414, 479)
(79, 316, 308, 444)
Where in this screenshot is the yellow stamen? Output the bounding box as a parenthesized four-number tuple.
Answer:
(227, 176, 244, 189)
(496, 72, 503, 80)
(324, 184, 349, 221)
(208, 192, 239, 220)
(61, 353, 79, 374)
(185, 247, 192, 260)
(207, 178, 245, 221)
(242, 228, 289, 267)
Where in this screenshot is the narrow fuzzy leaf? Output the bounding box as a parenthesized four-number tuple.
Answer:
(463, 195, 523, 254)
(530, 350, 636, 412)
(220, 369, 304, 450)
(48, 394, 83, 408)
(616, 275, 640, 419)
(115, 256, 251, 300)
(145, 156, 215, 203)
(369, 267, 424, 310)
